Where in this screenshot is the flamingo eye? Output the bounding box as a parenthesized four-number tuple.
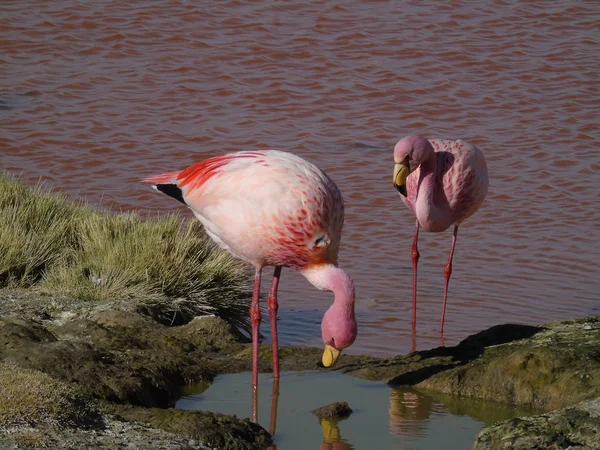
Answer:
(314, 235, 329, 248)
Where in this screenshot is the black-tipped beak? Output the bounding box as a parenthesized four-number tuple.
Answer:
(395, 183, 407, 197)
(393, 163, 410, 197)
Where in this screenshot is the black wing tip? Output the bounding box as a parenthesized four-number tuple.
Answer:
(155, 183, 187, 205)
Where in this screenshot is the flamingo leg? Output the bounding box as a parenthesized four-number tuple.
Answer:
(440, 225, 459, 334)
(411, 219, 420, 326)
(266, 266, 282, 380)
(268, 377, 280, 435)
(250, 267, 262, 423)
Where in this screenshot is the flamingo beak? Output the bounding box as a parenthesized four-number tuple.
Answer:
(322, 344, 341, 368)
(393, 163, 409, 197)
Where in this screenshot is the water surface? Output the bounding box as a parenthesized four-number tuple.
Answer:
(2, 1, 599, 356)
(176, 371, 533, 450)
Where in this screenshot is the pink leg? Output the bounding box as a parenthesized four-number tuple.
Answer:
(267, 266, 282, 380)
(250, 267, 262, 423)
(269, 377, 280, 435)
(440, 225, 459, 334)
(411, 219, 420, 326)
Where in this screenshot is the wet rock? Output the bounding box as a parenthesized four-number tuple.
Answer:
(232, 343, 324, 372)
(471, 397, 600, 450)
(175, 315, 239, 349)
(1, 314, 186, 408)
(312, 401, 353, 420)
(0, 298, 271, 449)
(113, 406, 272, 450)
(1, 418, 210, 450)
(414, 317, 600, 411)
(335, 317, 600, 413)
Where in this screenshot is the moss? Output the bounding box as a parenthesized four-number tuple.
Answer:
(234, 344, 297, 360)
(414, 318, 600, 410)
(0, 363, 102, 428)
(472, 398, 600, 449)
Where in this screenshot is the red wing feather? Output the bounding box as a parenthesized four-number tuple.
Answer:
(144, 152, 266, 192)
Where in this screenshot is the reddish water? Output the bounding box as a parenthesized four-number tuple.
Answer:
(2, 1, 598, 356)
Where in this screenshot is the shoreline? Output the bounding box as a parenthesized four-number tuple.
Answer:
(1, 288, 598, 449)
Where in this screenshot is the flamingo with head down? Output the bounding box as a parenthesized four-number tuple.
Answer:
(393, 135, 489, 334)
(144, 149, 357, 422)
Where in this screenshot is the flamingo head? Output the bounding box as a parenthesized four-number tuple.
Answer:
(301, 264, 357, 368)
(321, 307, 357, 367)
(393, 135, 434, 196)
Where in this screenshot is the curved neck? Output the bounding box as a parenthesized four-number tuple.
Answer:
(416, 156, 437, 211)
(415, 155, 451, 231)
(301, 264, 355, 316)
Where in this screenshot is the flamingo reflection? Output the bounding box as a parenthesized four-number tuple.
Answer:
(264, 377, 280, 450)
(388, 388, 433, 437)
(319, 418, 354, 450)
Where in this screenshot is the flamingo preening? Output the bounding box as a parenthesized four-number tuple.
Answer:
(393, 136, 488, 335)
(144, 150, 357, 423)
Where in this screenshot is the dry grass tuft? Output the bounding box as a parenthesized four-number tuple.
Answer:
(0, 174, 252, 333)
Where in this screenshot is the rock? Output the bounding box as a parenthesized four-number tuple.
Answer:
(114, 406, 272, 450)
(336, 317, 600, 413)
(176, 315, 238, 348)
(414, 317, 600, 411)
(1, 315, 183, 408)
(1, 418, 210, 450)
(471, 397, 600, 449)
(0, 363, 102, 429)
(312, 401, 353, 420)
(0, 298, 272, 449)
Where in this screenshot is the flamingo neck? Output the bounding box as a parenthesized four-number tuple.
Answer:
(301, 264, 355, 317)
(415, 155, 451, 232)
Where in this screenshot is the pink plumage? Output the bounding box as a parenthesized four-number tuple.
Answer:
(144, 151, 345, 268)
(144, 150, 356, 422)
(393, 135, 489, 335)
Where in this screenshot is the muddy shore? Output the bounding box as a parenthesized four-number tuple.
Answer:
(0, 290, 598, 449)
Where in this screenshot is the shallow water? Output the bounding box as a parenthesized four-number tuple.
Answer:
(176, 371, 533, 449)
(2, 1, 599, 356)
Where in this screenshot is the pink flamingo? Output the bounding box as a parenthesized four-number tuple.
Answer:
(393, 136, 488, 334)
(144, 150, 357, 421)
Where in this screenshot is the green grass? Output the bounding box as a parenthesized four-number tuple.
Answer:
(0, 174, 252, 332)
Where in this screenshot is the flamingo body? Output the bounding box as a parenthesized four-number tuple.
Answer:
(144, 150, 356, 421)
(146, 151, 344, 269)
(400, 138, 488, 232)
(393, 136, 488, 334)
